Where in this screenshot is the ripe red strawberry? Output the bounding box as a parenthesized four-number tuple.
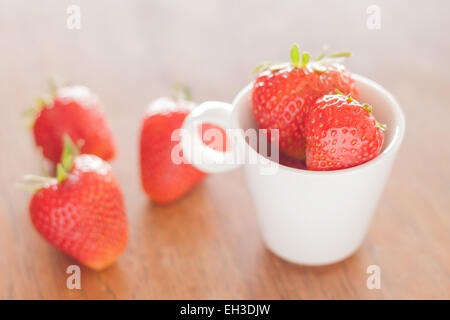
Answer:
(28, 85, 116, 164)
(25, 137, 128, 270)
(279, 152, 307, 170)
(252, 44, 359, 160)
(140, 97, 226, 204)
(305, 92, 385, 170)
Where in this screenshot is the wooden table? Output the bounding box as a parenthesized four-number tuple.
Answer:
(0, 0, 449, 299)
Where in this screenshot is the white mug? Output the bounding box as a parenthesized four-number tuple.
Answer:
(181, 74, 406, 265)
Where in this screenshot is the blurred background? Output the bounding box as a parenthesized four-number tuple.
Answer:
(0, 0, 449, 299)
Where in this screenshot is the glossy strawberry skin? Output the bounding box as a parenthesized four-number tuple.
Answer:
(139, 98, 197, 204)
(33, 86, 116, 163)
(252, 64, 359, 160)
(29, 155, 128, 270)
(140, 98, 227, 204)
(305, 94, 384, 171)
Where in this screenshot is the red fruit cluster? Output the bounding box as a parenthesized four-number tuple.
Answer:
(252, 44, 384, 170)
(25, 85, 126, 271)
(23, 45, 385, 271)
(25, 85, 228, 269)
(252, 46, 359, 160)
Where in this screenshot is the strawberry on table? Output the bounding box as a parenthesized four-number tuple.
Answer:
(24, 137, 128, 270)
(140, 95, 227, 205)
(305, 91, 385, 171)
(252, 44, 359, 160)
(25, 85, 116, 164)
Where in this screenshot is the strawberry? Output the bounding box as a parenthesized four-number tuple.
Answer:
(26, 85, 116, 164)
(25, 137, 128, 270)
(140, 97, 226, 204)
(252, 44, 359, 160)
(305, 92, 385, 171)
(279, 152, 308, 170)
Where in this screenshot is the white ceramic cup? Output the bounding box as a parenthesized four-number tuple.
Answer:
(181, 74, 405, 265)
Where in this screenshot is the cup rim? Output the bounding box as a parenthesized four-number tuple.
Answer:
(231, 73, 406, 176)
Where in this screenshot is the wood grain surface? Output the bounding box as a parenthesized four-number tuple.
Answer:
(0, 0, 449, 299)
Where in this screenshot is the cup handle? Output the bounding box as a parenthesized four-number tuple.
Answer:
(180, 101, 242, 174)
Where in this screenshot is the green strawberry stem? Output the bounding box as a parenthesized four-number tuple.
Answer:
(61, 135, 78, 170)
(291, 44, 311, 69)
(301, 52, 311, 68)
(182, 86, 191, 101)
(22, 96, 50, 129)
(173, 84, 192, 101)
(252, 62, 269, 73)
(327, 52, 351, 58)
(56, 164, 67, 183)
(20, 135, 80, 192)
(252, 61, 289, 74)
(254, 44, 351, 74)
(290, 44, 300, 68)
(18, 175, 58, 193)
(315, 51, 351, 61)
(376, 121, 387, 131)
(22, 77, 70, 129)
(335, 89, 353, 102)
(47, 76, 72, 97)
(362, 103, 373, 113)
(58, 135, 79, 182)
(48, 79, 58, 97)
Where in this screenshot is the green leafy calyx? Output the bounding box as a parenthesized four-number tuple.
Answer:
(301, 52, 311, 68)
(18, 175, 57, 193)
(22, 77, 73, 129)
(22, 96, 50, 129)
(290, 44, 300, 68)
(376, 121, 387, 131)
(19, 135, 80, 193)
(253, 44, 352, 74)
(327, 52, 352, 58)
(362, 103, 373, 113)
(335, 89, 354, 102)
(57, 135, 79, 182)
(173, 83, 192, 101)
